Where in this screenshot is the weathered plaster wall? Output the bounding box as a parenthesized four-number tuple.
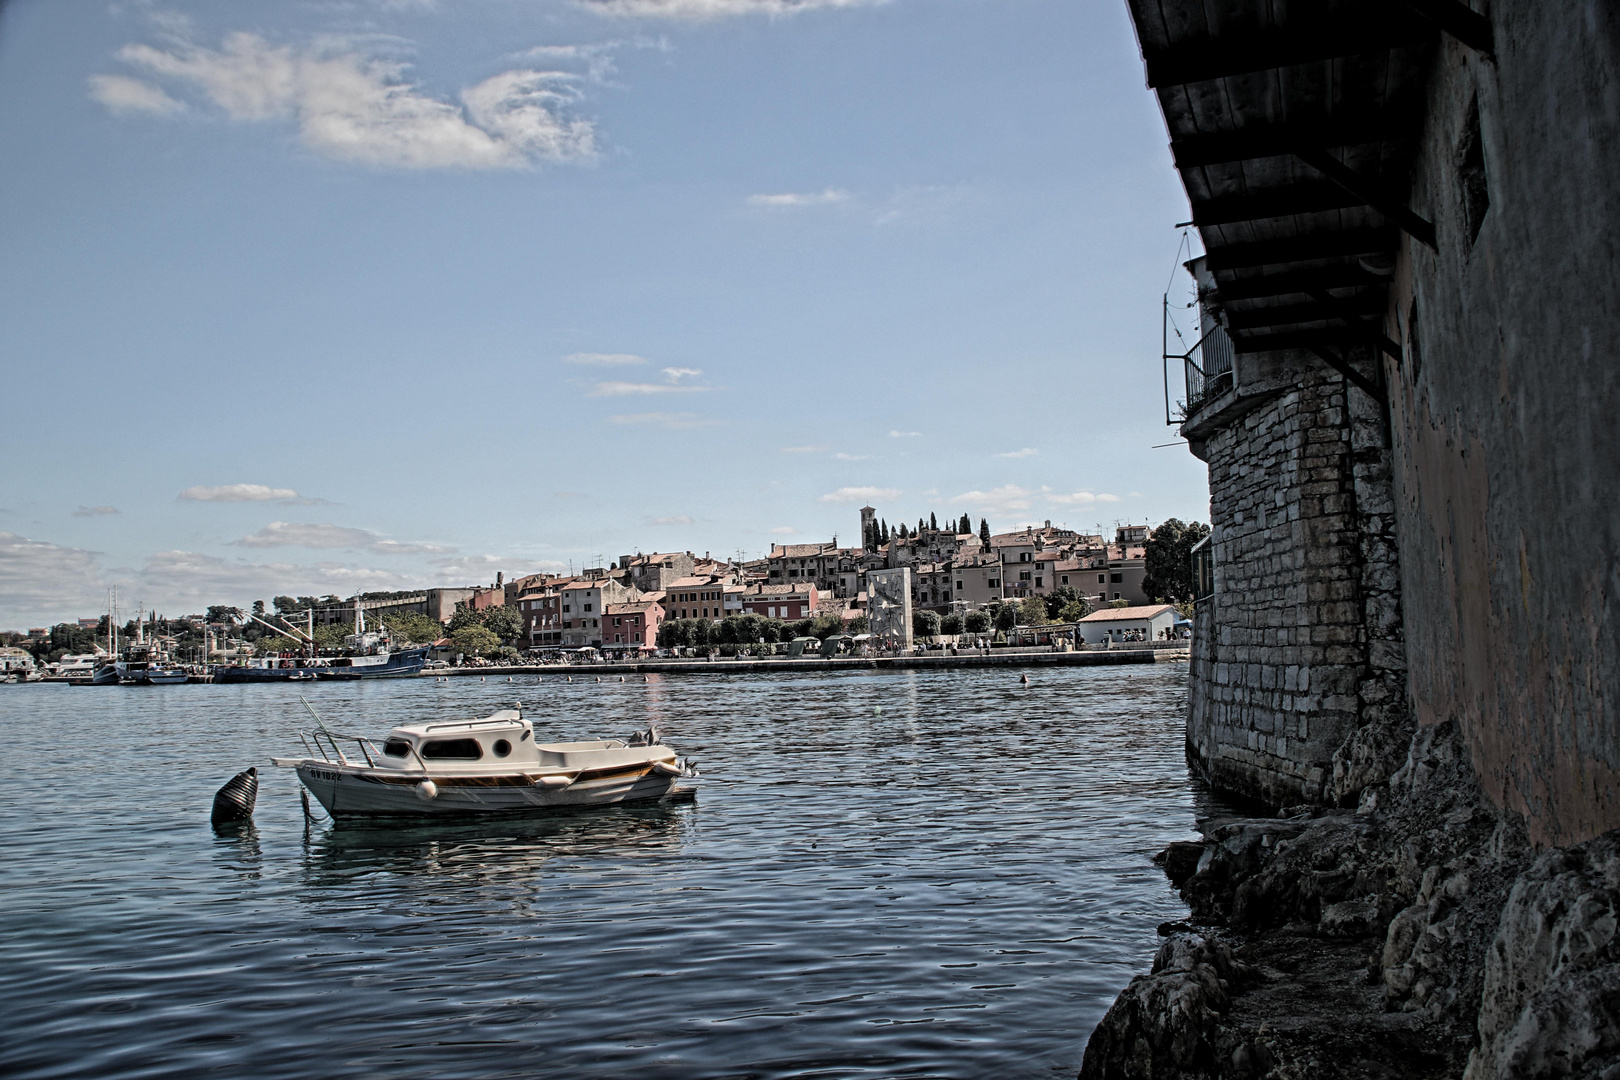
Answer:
(1185, 357, 1404, 807)
(1386, 0, 1620, 847)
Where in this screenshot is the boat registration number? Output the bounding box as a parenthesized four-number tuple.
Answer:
(307, 768, 341, 782)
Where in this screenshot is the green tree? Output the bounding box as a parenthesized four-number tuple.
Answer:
(847, 614, 869, 635)
(1044, 585, 1085, 620)
(447, 606, 486, 633)
(272, 596, 298, 614)
(251, 600, 266, 617)
(939, 613, 963, 635)
(913, 610, 941, 638)
(312, 624, 350, 649)
(483, 605, 524, 643)
(1019, 596, 1049, 626)
(809, 612, 844, 639)
(1109, 598, 1130, 608)
(1058, 599, 1091, 623)
(256, 634, 304, 656)
(380, 612, 443, 644)
(929, 512, 938, 531)
(786, 618, 816, 639)
(206, 605, 241, 624)
(958, 513, 971, 535)
(1141, 518, 1212, 602)
(963, 610, 991, 634)
(993, 603, 1019, 632)
(979, 518, 991, 546)
(450, 625, 501, 656)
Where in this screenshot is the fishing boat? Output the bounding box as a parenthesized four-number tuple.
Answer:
(272, 705, 698, 818)
(44, 651, 106, 684)
(215, 608, 427, 682)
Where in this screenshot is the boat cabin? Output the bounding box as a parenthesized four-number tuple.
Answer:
(373, 710, 664, 773)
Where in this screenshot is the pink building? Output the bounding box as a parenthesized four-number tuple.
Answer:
(740, 583, 818, 621)
(602, 601, 662, 652)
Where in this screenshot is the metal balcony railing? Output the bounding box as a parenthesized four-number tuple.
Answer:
(1164, 299, 1236, 423)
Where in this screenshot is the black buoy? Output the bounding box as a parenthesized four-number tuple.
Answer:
(211, 767, 258, 826)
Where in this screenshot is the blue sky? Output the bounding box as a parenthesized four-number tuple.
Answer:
(0, 0, 1206, 627)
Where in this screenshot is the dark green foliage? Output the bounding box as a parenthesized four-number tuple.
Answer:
(1142, 518, 1212, 602)
(379, 611, 443, 644)
(482, 605, 524, 643)
(272, 596, 298, 614)
(979, 518, 991, 546)
(1044, 585, 1087, 621)
(958, 513, 972, 535)
(993, 603, 1019, 632)
(939, 613, 963, 635)
(912, 610, 941, 638)
(963, 610, 991, 634)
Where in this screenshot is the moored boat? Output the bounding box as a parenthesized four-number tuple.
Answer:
(272, 707, 698, 819)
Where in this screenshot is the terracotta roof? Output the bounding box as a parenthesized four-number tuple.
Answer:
(605, 601, 660, 615)
(1077, 604, 1177, 622)
(771, 543, 835, 558)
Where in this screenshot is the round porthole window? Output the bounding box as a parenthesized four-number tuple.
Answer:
(493, 739, 512, 757)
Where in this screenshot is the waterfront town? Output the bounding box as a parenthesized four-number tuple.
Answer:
(0, 506, 1207, 677)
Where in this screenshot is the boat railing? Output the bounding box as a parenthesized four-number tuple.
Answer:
(298, 728, 390, 769)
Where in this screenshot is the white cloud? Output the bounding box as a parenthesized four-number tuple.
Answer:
(994, 448, 1039, 459)
(0, 533, 106, 627)
(589, 380, 704, 396)
(780, 445, 826, 454)
(834, 452, 873, 461)
(104, 31, 597, 170)
(178, 483, 310, 503)
(232, 521, 455, 554)
(565, 352, 646, 366)
(820, 486, 900, 504)
(746, 187, 849, 208)
(581, 0, 879, 19)
(650, 514, 694, 526)
(72, 506, 121, 517)
(137, 550, 421, 611)
(950, 484, 1036, 515)
(769, 526, 797, 534)
(1046, 491, 1122, 507)
(432, 554, 568, 580)
(608, 412, 719, 428)
(888, 430, 922, 438)
(88, 74, 184, 115)
(661, 366, 702, 381)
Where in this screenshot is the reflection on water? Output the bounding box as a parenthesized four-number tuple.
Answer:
(0, 665, 1204, 1080)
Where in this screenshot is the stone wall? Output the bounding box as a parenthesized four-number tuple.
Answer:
(1184, 349, 1407, 808)
(1383, 0, 1620, 848)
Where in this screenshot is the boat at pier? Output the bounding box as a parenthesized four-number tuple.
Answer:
(215, 611, 428, 682)
(272, 707, 697, 818)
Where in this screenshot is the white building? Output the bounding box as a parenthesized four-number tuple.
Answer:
(1075, 604, 1179, 645)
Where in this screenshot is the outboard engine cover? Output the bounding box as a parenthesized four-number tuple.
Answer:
(211, 767, 258, 826)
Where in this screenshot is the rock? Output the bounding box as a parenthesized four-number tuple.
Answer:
(1158, 841, 1206, 888)
(1465, 832, 1620, 1080)
(1319, 895, 1380, 938)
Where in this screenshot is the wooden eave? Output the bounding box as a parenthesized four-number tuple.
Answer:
(1129, 0, 1442, 357)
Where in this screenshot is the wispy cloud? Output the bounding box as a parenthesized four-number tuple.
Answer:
(950, 484, 1036, 515)
(608, 412, 720, 429)
(579, 0, 881, 17)
(780, 445, 826, 454)
(820, 486, 900, 504)
(589, 380, 704, 396)
(746, 187, 849, 208)
(565, 352, 646, 366)
(0, 532, 106, 626)
(834, 452, 873, 461)
(888, 430, 922, 438)
(97, 31, 598, 170)
(72, 506, 120, 518)
(661, 366, 702, 381)
(232, 521, 454, 554)
(88, 74, 184, 115)
(178, 483, 318, 504)
(994, 448, 1039, 459)
(1046, 490, 1121, 506)
(433, 553, 568, 579)
(649, 514, 694, 526)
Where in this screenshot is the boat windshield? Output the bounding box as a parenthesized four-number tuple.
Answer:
(383, 739, 412, 758)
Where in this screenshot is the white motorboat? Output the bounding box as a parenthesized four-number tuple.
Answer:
(272, 706, 698, 819)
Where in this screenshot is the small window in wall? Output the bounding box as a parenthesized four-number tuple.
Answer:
(1458, 97, 1490, 247)
(1110, 573, 1123, 583)
(421, 738, 483, 760)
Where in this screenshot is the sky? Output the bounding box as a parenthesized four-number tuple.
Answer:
(0, 0, 1207, 629)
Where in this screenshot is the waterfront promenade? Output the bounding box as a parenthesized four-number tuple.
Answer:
(428, 644, 1189, 678)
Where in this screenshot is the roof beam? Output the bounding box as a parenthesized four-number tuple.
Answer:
(1190, 184, 1365, 226)
(1202, 227, 1397, 272)
(1402, 0, 1494, 55)
(1143, 16, 1430, 88)
(1293, 147, 1437, 249)
(1309, 344, 1389, 405)
(1227, 326, 1393, 390)
(1223, 293, 1386, 331)
(1171, 114, 1412, 168)
(1308, 289, 1402, 359)
(1207, 265, 1387, 304)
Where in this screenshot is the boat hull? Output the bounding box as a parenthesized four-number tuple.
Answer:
(315, 646, 429, 680)
(295, 761, 683, 818)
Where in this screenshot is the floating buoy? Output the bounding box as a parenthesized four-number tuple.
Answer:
(415, 779, 438, 801)
(507, 676, 513, 682)
(210, 767, 258, 826)
(619, 676, 625, 682)
(874, 705, 882, 714)
(596, 677, 601, 683)
(567, 676, 572, 683)
(481, 677, 486, 682)
(1021, 673, 1030, 685)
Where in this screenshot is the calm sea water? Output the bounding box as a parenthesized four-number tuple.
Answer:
(0, 663, 1207, 1079)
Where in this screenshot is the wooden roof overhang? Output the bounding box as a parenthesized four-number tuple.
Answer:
(1127, 0, 1494, 401)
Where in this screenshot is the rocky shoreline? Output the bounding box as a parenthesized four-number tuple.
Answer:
(1079, 720, 1620, 1080)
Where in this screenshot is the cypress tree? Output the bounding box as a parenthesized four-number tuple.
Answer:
(959, 513, 971, 535)
(979, 518, 991, 546)
(929, 512, 938, 532)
